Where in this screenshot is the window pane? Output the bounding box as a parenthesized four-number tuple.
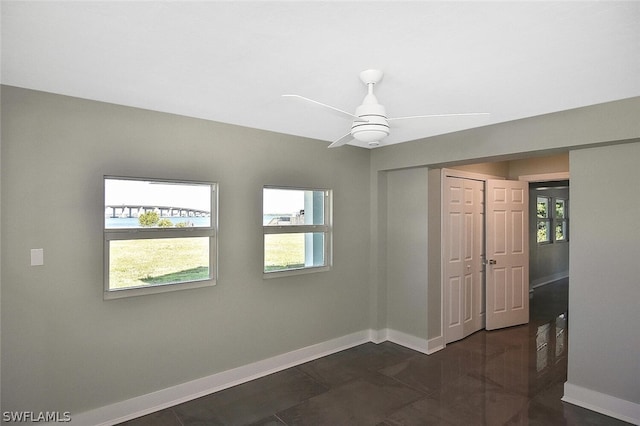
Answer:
(555, 221, 567, 241)
(109, 237, 210, 290)
(537, 220, 551, 243)
(555, 199, 566, 219)
(263, 188, 325, 226)
(537, 197, 549, 218)
(264, 232, 325, 272)
(105, 178, 212, 229)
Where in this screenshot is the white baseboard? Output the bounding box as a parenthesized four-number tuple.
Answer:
(369, 328, 388, 344)
(68, 330, 371, 426)
(562, 382, 640, 425)
(371, 328, 440, 354)
(426, 335, 445, 354)
(531, 271, 569, 289)
(385, 328, 429, 354)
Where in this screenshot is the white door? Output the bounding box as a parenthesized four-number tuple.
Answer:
(485, 179, 530, 330)
(443, 176, 485, 343)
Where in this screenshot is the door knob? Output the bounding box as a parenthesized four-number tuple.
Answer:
(488, 259, 497, 265)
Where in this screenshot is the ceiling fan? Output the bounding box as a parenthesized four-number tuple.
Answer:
(283, 69, 489, 148)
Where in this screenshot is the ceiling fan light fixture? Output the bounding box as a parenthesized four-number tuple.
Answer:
(352, 128, 388, 143)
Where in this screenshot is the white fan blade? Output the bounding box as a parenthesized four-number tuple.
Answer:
(328, 132, 354, 148)
(388, 112, 490, 122)
(282, 94, 367, 122)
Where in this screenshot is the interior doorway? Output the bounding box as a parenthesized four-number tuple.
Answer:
(529, 180, 570, 288)
(440, 154, 570, 346)
(442, 169, 530, 344)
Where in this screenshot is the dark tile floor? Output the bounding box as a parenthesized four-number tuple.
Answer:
(119, 279, 631, 425)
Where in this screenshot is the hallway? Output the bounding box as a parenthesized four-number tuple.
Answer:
(121, 279, 630, 425)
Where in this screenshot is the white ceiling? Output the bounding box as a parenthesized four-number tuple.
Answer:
(2, 1, 639, 149)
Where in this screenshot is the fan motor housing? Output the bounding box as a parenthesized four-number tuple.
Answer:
(351, 104, 390, 144)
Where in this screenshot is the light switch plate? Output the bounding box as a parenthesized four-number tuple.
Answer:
(31, 248, 44, 266)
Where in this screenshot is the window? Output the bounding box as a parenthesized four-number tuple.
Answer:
(536, 194, 569, 244)
(263, 186, 332, 277)
(554, 199, 568, 241)
(537, 196, 551, 243)
(104, 177, 217, 299)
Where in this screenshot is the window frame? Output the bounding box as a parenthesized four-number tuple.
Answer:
(103, 176, 218, 299)
(553, 198, 569, 242)
(262, 185, 333, 279)
(535, 194, 569, 245)
(536, 196, 552, 244)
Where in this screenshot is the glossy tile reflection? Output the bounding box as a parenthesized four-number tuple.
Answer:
(119, 279, 632, 425)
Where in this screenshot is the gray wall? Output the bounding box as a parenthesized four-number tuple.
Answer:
(426, 169, 441, 338)
(370, 98, 639, 172)
(569, 144, 640, 405)
(385, 167, 429, 339)
(1, 86, 371, 414)
(509, 153, 569, 179)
